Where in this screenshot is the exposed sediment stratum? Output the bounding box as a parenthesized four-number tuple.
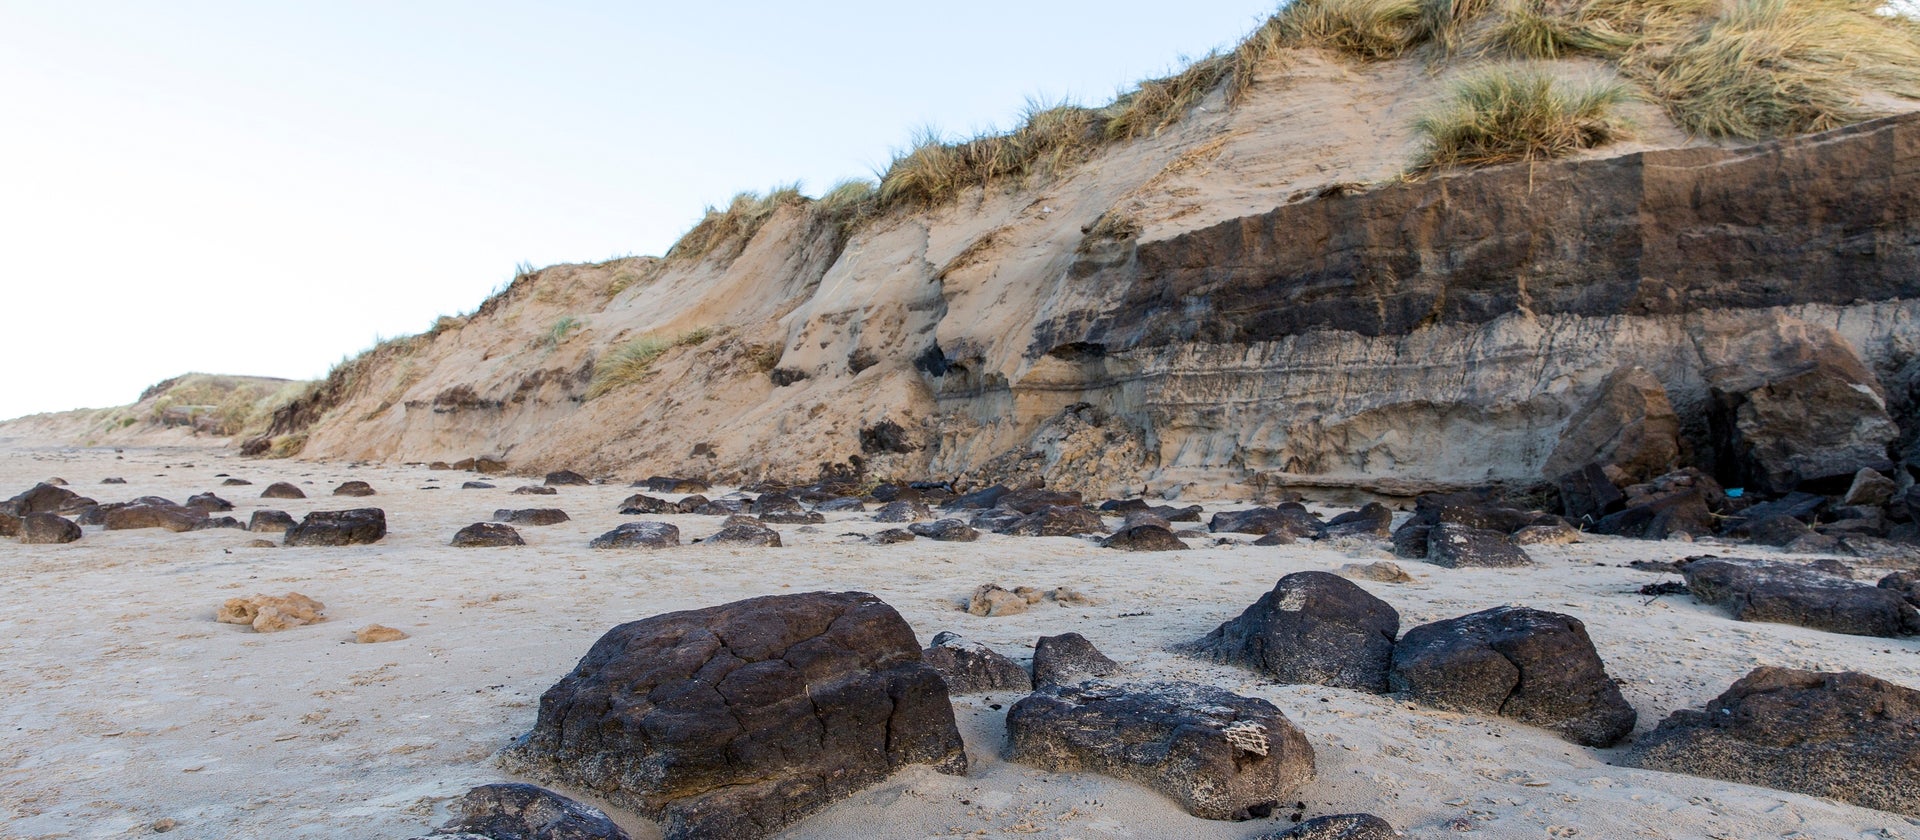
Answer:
(248, 101, 1919, 498)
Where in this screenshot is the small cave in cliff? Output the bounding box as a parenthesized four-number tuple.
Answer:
(914, 344, 950, 377)
(860, 420, 916, 455)
(1047, 342, 1107, 362)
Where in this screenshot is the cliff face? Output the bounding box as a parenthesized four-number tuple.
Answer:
(286, 95, 1920, 499)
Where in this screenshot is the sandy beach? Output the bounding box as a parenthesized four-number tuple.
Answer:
(1, 441, 1916, 840)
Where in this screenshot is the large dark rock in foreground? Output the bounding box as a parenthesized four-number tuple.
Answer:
(283, 508, 387, 546)
(921, 631, 1029, 694)
(499, 591, 966, 840)
(413, 782, 629, 840)
(1189, 572, 1399, 693)
(1627, 667, 1920, 816)
(1390, 606, 1635, 747)
(1006, 680, 1315, 821)
(1679, 556, 1919, 637)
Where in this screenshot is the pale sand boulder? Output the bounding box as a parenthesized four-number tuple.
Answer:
(216, 593, 326, 632)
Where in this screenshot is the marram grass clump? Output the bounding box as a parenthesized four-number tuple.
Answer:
(1414, 67, 1632, 169)
(585, 328, 716, 399)
(1649, 0, 1920, 139)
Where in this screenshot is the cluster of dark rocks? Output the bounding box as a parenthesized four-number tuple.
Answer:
(403, 591, 1368, 840)
(1188, 572, 1635, 746)
(1182, 571, 1920, 816)
(0, 477, 401, 548)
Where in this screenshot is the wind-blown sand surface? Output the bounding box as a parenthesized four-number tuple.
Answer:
(2, 443, 1916, 840)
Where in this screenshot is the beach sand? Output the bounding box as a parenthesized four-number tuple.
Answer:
(1, 442, 1915, 839)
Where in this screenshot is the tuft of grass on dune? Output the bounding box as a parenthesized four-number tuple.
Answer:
(1414, 65, 1632, 169)
(665, 185, 808, 264)
(584, 328, 716, 399)
(1648, 0, 1920, 139)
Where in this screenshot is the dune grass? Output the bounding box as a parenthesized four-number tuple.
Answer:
(1647, 0, 1920, 138)
(642, 0, 1918, 247)
(665, 186, 807, 264)
(585, 328, 716, 399)
(1414, 66, 1632, 169)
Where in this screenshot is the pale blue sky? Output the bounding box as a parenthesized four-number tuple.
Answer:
(0, 1, 1282, 421)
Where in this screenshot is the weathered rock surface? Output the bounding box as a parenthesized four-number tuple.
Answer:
(452, 522, 525, 547)
(1627, 667, 1920, 817)
(512, 485, 558, 496)
(260, 481, 307, 499)
(1390, 606, 1636, 747)
(867, 527, 915, 544)
(749, 492, 820, 524)
(966, 584, 1029, 617)
(283, 508, 387, 546)
(216, 592, 325, 632)
(1511, 521, 1580, 545)
(185, 492, 233, 513)
(494, 508, 571, 526)
(921, 631, 1029, 694)
(0, 511, 18, 537)
(3, 483, 94, 516)
(1002, 505, 1104, 537)
(1544, 366, 1682, 485)
(1006, 680, 1315, 821)
(643, 476, 709, 493)
(413, 782, 630, 840)
(355, 624, 409, 644)
(1679, 556, 1919, 637)
(20, 513, 81, 544)
(499, 591, 966, 840)
(1336, 561, 1415, 583)
(1210, 506, 1325, 539)
(589, 522, 680, 550)
(1323, 503, 1393, 540)
(1391, 494, 1540, 558)
(873, 500, 933, 522)
(1844, 468, 1899, 507)
(1190, 572, 1399, 692)
(1881, 571, 1920, 607)
(1102, 523, 1187, 551)
(248, 510, 296, 533)
(104, 503, 206, 532)
(909, 518, 978, 542)
(1425, 523, 1531, 568)
(1032, 632, 1119, 688)
(333, 480, 376, 497)
(1711, 325, 1899, 495)
(544, 470, 591, 486)
(616, 493, 677, 515)
(701, 521, 782, 546)
(1253, 814, 1399, 840)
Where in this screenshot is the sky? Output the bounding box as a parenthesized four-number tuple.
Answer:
(0, 1, 1282, 421)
